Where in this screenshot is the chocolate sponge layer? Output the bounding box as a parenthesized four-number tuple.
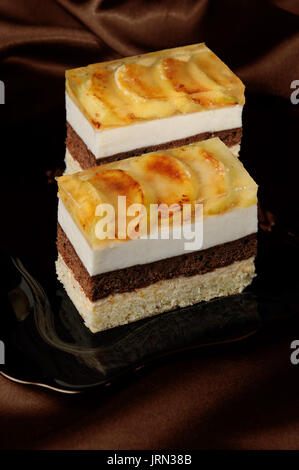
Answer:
(57, 224, 256, 302)
(66, 123, 242, 169)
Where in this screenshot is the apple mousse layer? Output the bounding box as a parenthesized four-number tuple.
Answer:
(65, 43, 244, 171)
(56, 138, 258, 332)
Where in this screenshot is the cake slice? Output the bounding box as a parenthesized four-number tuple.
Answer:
(65, 43, 245, 173)
(56, 137, 257, 333)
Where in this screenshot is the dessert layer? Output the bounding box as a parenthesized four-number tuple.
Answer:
(66, 43, 245, 131)
(58, 199, 257, 276)
(56, 254, 255, 333)
(66, 121, 242, 169)
(57, 138, 258, 258)
(57, 224, 257, 301)
(66, 91, 243, 160)
(65, 149, 83, 174)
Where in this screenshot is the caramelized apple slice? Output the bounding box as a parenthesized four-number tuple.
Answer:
(130, 152, 196, 212)
(162, 58, 209, 94)
(87, 169, 144, 241)
(191, 90, 238, 107)
(155, 59, 199, 112)
(173, 146, 234, 215)
(116, 63, 167, 100)
(159, 57, 238, 111)
(90, 69, 134, 125)
(194, 50, 245, 102)
(58, 174, 103, 241)
(115, 63, 176, 118)
(58, 169, 145, 243)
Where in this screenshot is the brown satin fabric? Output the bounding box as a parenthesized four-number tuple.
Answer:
(1, 0, 299, 122)
(1, 0, 299, 450)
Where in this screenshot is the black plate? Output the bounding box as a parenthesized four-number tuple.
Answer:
(0, 215, 298, 393)
(1, 99, 299, 393)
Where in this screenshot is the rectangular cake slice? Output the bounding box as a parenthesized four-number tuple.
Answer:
(56, 137, 257, 332)
(65, 43, 245, 173)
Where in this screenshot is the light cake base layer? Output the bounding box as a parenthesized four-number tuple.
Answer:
(64, 149, 83, 174)
(56, 254, 255, 333)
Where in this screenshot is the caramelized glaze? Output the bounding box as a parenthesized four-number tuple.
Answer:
(66, 43, 245, 130)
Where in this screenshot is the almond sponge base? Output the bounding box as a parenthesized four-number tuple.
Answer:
(56, 254, 256, 333)
(64, 149, 83, 174)
(230, 143, 240, 156)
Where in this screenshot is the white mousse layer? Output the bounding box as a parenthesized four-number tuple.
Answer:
(66, 93, 243, 160)
(58, 200, 257, 277)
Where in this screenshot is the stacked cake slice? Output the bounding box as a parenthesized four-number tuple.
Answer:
(56, 138, 258, 333)
(65, 43, 245, 174)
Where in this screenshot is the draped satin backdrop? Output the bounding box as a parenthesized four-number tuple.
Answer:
(1, 0, 299, 450)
